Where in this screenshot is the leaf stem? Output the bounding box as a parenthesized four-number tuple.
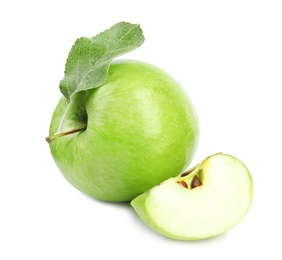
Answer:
(45, 127, 86, 144)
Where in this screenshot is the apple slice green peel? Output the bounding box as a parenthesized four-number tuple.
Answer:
(131, 153, 253, 240)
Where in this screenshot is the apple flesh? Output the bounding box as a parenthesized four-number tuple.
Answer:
(48, 60, 199, 202)
(131, 153, 253, 240)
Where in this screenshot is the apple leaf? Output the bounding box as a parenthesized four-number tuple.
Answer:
(59, 22, 145, 101)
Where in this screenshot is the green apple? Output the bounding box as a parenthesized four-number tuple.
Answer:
(47, 60, 199, 202)
(131, 153, 253, 240)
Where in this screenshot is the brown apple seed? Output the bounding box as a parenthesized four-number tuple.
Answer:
(191, 176, 202, 188)
(177, 180, 188, 189)
(180, 169, 193, 177)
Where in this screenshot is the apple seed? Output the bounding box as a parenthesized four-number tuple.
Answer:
(180, 163, 199, 177)
(191, 176, 202, 189)
(180, 169, 193, 177)
(177, 180, 188, 189)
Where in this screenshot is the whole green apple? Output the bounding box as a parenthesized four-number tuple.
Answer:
(47, 60, 199, 202)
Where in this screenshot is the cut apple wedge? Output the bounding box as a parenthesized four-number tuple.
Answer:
(131, 153, 253, 240)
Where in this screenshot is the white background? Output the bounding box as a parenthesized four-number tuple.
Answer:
(1, 0, 281, 259)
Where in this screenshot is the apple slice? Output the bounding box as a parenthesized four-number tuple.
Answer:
(131, 153, 253, 240)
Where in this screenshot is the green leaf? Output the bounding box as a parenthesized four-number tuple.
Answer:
(59, 22, 145, 101)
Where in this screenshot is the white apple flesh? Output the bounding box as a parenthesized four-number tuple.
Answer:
(131, 153, 253, 240)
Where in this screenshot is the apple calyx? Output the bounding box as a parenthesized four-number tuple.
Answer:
(45, 127, 86, 144)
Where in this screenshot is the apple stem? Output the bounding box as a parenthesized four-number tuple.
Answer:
(45, 127, 86, 144)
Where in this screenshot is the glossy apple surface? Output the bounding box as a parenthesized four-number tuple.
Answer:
(131, 153, 253, 240)
(48, 60, 199, 202)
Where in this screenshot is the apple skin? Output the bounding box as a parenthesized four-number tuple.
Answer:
(131, 153, 253, 240)
(48, 60, 199, 202)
